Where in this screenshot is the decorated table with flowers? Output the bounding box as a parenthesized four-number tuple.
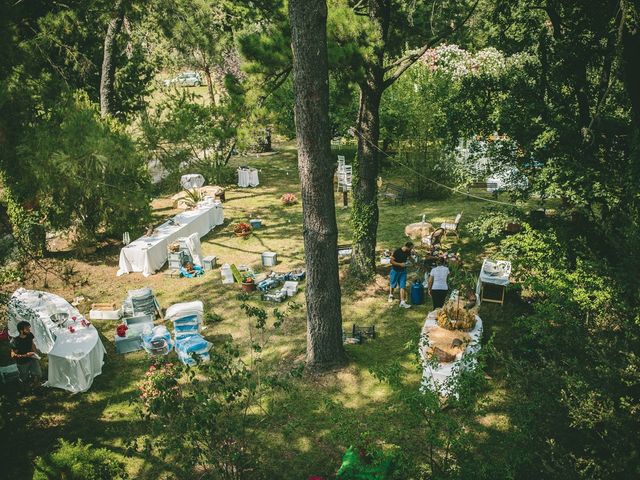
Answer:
(420, 292, 483, 395)
(117, 201, 223, 277)
(7, 289, 106, 393)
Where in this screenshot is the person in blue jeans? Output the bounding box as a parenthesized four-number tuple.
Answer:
(388, 241, 414, 308)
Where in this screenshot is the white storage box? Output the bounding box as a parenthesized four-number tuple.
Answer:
(262, 251, 278, 267)
(282, 281, 298, 297)
(89, 303, 122, 320)
(203, 255, 217, 271)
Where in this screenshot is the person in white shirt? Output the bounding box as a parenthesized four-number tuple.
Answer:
(427, 258, 450, 308)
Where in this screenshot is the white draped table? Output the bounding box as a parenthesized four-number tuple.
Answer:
(117, 202, 223, 277)
(7, 289, 106, 393)
(237, 167, 259, 187)
(420, 310, 483, 395)
(180, 174, 205, 189)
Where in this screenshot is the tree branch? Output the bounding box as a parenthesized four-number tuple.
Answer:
(382, 0, 480, 89)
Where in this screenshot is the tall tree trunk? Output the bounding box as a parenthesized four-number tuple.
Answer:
(349, 0, 389, 279)
(351, 82, 383, 278)
(289, 0, 346, 369)
(100, 0, 125, 117)
(203, 64, 217, 106)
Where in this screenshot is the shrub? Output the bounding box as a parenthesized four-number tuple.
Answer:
(32, 439, 128, 480)
(466, 207, 526, 242)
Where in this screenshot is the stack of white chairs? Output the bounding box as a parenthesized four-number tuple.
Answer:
(336, 155, 352, 192)
(166, 301, 211, 365)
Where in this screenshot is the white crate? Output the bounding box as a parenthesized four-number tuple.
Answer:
(282, 281, 298, 297)
(89, 307, 122, 320)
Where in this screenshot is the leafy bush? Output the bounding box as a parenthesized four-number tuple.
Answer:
(32, 439, 128, 480)
(15, 91, 151, 244)
(393, 147, 464, 200)
(494, 227, 640, 478)
(140, 77, 244, 188)
(466, 207, 526, 242)
(136, 301, 300, 479)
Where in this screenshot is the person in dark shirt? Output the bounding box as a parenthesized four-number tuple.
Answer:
(389, 241, 414, 308)
(10, 321, 42, 386)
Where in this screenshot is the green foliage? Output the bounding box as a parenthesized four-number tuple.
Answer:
(466, 207, 526, 243)
(17, 91, 151, 242)
(140, 85, 243, 186)
(394, 148, 463, 200)
(137, 301, 299, 479)
(368, 338, 492, 477)
(32, 439, 128, 480)
(495, 227, 640, 478)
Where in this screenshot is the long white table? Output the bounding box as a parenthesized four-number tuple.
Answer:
(117, 202, 223, 277)
(420, 309, 483, 395)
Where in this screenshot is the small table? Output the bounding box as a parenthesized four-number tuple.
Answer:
(180, 174, 205, 189)
(404, 222, 434, 240)
(476, 259, 511, 306)
(237, 167, 259, 187)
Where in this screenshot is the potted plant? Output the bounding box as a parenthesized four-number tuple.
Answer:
(281, 193, 297, 206)
(241, 276, 256, 292)
(233, 222, 252, 237)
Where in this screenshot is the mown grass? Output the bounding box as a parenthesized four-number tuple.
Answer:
(0, 143, 532, 479)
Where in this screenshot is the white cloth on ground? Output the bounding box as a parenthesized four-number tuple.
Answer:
(185, 232, 202, 267)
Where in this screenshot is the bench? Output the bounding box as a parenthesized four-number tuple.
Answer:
(337, 244, 353, 257)
(466, 182, 499, 199)
(379, 183, 406, 204)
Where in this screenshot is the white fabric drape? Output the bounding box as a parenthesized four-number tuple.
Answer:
(185, 232, 202, 267)
(180, 174, 205, 189)
(237, 168, 259, 187)
(7, 289, 106, 393)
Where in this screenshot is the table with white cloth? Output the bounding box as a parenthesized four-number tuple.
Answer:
(476, 258, 511, 305)
(46, 324, 106, 393)
(180, 174, 205, 189)
(117, 202, 224, 277)
(420, 310, 483, 395)
(7, 289, 106, 393)
(237, 167, 259, 187)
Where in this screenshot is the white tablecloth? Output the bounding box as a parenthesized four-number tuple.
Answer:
(237, 167, 259, 187)
(117, 202, 224, 276)
(420, 310, 483, 395)
(46, 324, 106, 393)
(7, 289, 106, 393)
(475, 258, 511, 298)
(180, 174, 205, 189)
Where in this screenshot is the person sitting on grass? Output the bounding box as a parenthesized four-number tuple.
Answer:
(388, 241, 414, 309)
(11, 321, 42, 387)
(181, 261, 203, 278)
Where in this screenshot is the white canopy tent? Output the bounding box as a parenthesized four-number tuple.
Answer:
(7, 289, 106, 393)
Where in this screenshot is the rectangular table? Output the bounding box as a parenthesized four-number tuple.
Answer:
(475, 259, 511, 305)
(117, 202, 224, 277)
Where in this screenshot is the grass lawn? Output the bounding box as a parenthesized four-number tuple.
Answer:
(0, 143, 531, 479)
